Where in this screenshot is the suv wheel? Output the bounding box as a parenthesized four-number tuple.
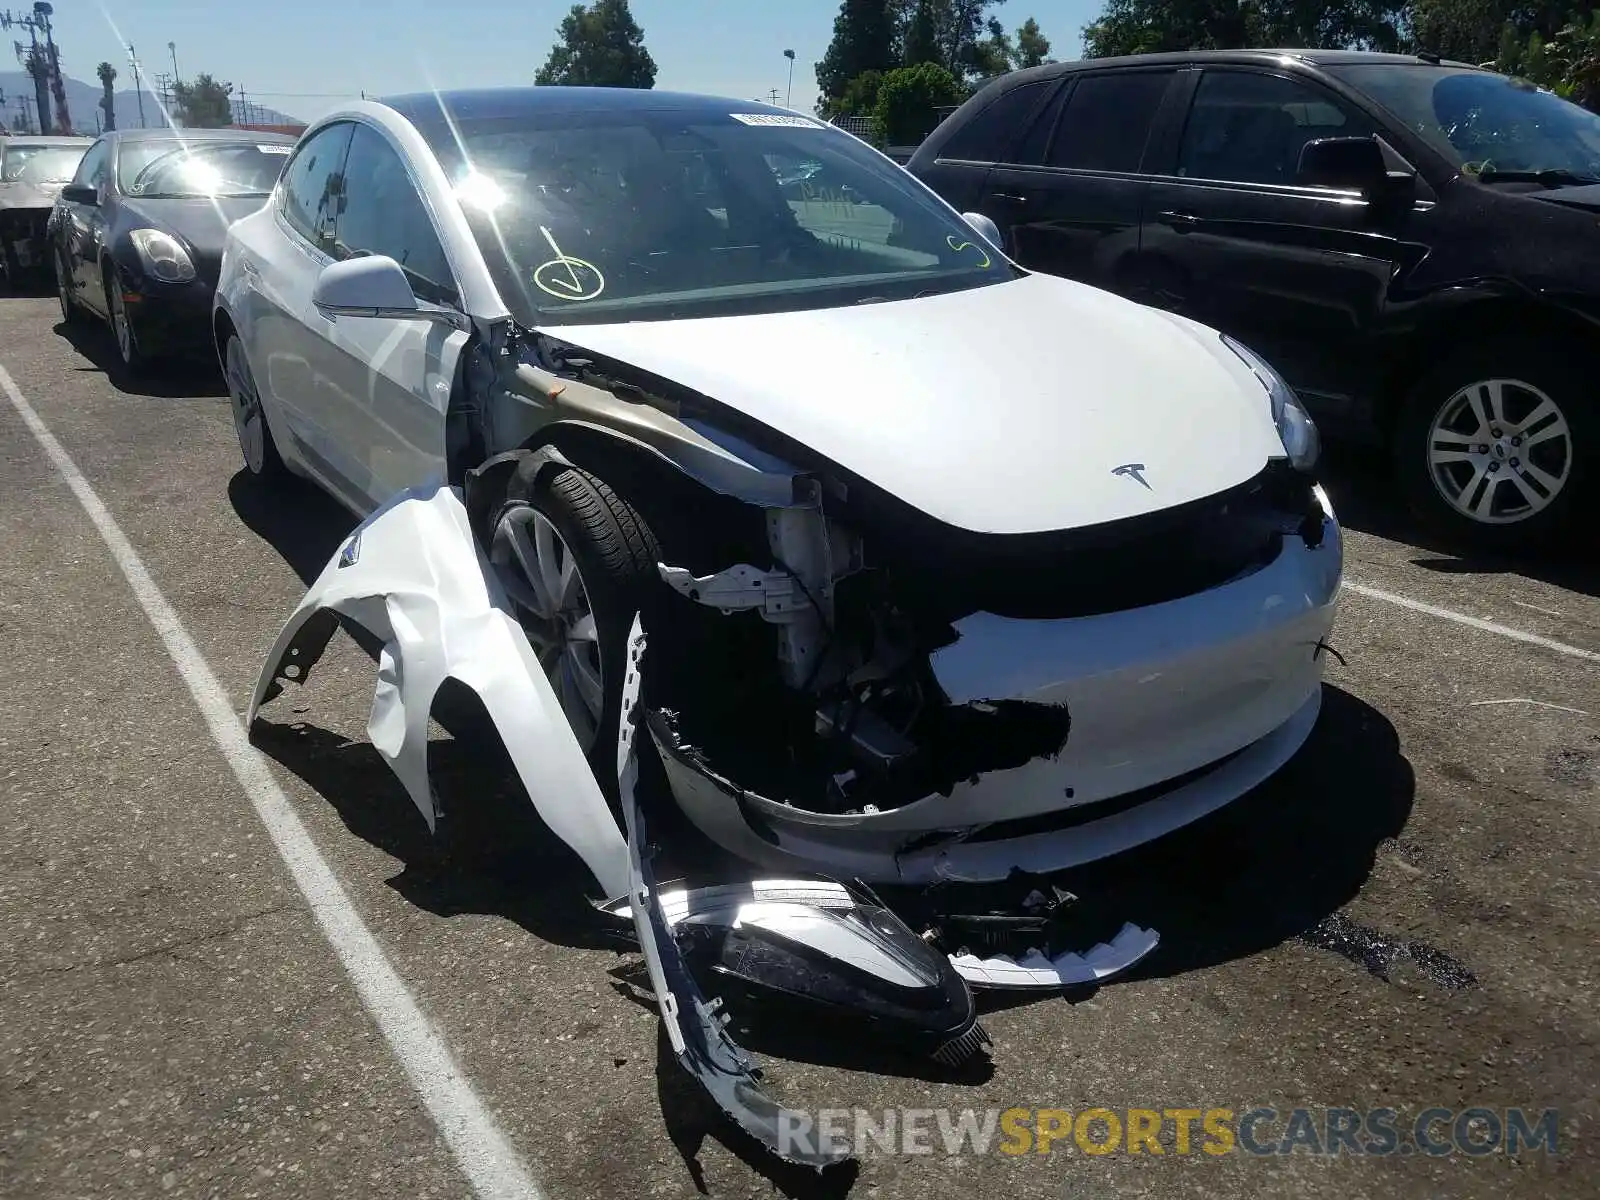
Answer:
(1394, 338, 1595, 550)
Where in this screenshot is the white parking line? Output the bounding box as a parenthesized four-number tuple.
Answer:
(0, 363, 544, 1200)
(1345, 581, 1600, 664)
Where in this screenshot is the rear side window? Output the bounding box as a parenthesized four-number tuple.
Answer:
(279, 122, 354, 254)
(940, 79, 1056, 162)
(1048, 70, 1176, 173)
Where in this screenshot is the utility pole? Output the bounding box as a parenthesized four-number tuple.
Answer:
(126, 42, 145, 127)
(153, 71, 172, 124)
(2, 7, 53, 133)
(767, 88, 780, 105)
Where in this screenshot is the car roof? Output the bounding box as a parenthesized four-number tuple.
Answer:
(99, 127, 298, 144)
(1007, 48, 1481, 78)
(380, 86, 801, 126)
(1, 135, 94, 146)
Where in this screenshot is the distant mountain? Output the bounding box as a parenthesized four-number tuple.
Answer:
(0, 71, 299, 135)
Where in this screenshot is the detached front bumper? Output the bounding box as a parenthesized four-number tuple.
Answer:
(0, 208, 53, 273)
(660, 488, 1344, 883)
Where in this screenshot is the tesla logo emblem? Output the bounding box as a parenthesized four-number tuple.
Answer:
(1112, 463, 1151, 490)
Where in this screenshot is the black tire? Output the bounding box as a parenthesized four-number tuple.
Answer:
(1393, 337, 1597, 551)
(225, 334, 288, 482)
(55, 251, 86, 324)
(493, 458, 662, 797)
(103, 263, 148, 375)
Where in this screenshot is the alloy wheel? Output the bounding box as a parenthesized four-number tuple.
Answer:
(109, 283, 135, 365)
(1426, 377, 1573, 525)
(489, 506, 606, 753)
(56, 261, 73, 322)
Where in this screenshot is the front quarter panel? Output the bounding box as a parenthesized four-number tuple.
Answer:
(248, 484, 629, 899)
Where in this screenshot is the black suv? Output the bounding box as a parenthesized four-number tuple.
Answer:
(909, 49, 1600, 549)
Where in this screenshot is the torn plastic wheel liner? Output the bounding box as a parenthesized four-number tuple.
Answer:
(614, 615, 853, 1170)
(247, 484, 630, 899)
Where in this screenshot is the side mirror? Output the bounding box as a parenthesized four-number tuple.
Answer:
(961, 210, 1003, 250)
(1297, 137, 1415, 202)
(61, 183, 98, 205)
(313, 255, 422, 319)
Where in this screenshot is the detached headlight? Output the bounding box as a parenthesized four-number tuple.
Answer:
(129, 228, 196, 283)
(1222, 334, 1320, 472)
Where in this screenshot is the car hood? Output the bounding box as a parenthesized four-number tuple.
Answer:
(0, 180, 64, 210)
(120, 194, 270, 258)
(548, 272, 1287, 535)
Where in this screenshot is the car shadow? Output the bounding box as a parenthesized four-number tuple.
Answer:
(54, 316, 225, 400)
(1043, 683, 1415, 988)
(227, 468, 356, 585)
(249, 704, 628, 952)
(1318, 442, 1600, 599)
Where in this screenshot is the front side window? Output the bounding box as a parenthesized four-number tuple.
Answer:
(278, 123, 354, 254)
(71, 140, 110, 188)
(1048, 70, 1176, 173)
(333, 124, 457, 305)
(126, 142, 292, 199)
(1178, 70, 1374, 186)
(416, 107, 1020, 327)
(1, 144, 88, 184)
(1328, 62, 1600, 180)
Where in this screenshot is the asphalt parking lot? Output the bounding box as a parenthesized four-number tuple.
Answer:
(1, 285, 1596, 1200)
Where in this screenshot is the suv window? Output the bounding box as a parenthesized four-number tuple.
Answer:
(333, 124, 457, 306)
(1178, 70, 1375, 186)
(941, 79, 1057, 163)
(1048, 71, 1175, 173)
(279, 122, 353, 254)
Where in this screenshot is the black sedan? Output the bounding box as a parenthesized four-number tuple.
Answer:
(48, 128, 297, 372)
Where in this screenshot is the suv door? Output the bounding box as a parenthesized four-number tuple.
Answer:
(1137, 66, 1423, 426)
(911, 75, 1065, 216)
(982, 67, 1181, 294)
(321, 121, 466, 506)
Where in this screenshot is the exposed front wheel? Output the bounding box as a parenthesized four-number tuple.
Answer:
(1394, 340, 1595, 550)
(486, 459, 661, 794)
(55, 253, 85, 324)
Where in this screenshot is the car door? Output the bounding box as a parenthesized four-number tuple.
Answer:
(320, 121, 466, 507)
(1136, 66, 1425, 421)
(59, 137, 110, 309)
(910, 75, 1065, 217)
(980, 67, 1182, 295)
(248, 120, 368, 509)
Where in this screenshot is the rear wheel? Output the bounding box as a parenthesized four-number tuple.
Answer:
(485, 459, 660, 794)
(225, 334, 287, 481)
(1393, 338, 1596, 550)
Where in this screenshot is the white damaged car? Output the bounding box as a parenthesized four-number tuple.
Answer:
(216, 87, 1342, 1164)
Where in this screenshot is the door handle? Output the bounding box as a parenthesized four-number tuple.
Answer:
(988, 191, 1029, 206)
(1157, 210, 1201, 230)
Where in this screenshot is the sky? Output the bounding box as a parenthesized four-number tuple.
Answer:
(29, 0, 1098, 124)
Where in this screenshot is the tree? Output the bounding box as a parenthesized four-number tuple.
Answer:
(173, 74, 234, 127)
(1083, 0, 1403, 58)
(904, 0, 946, 66)
(816, 0, 898, 113)
(535, 0, 657, 88)
(873, 61, 968, 142)
(1013, 16, 1053, 67)
(833, 68, 888, 117)
(97, 61, 117, 131)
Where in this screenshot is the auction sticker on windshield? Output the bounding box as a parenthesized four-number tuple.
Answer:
(259, 145, 292, 154)
(730, 113, 824, 129)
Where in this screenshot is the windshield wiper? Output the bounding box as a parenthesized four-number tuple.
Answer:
(1475, 167, 1600, 187)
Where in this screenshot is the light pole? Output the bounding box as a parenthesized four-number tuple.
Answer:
(783, 49, 795, 109)
(168, 41, 179, 84)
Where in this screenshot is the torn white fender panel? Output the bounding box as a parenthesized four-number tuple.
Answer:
(247, 484, 629, 900)
(615, 618, 850, 1171)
